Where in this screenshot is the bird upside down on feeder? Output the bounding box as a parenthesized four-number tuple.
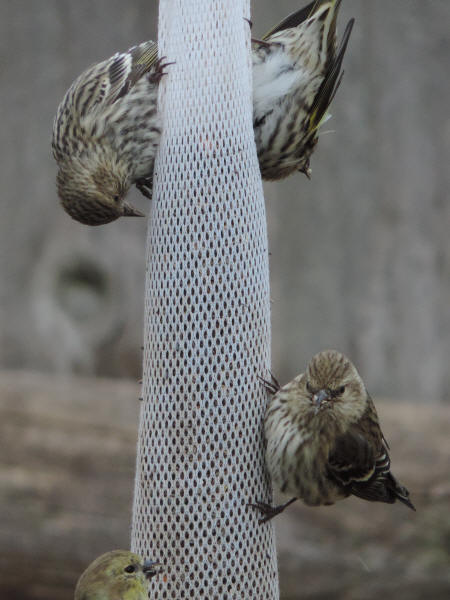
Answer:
(52, 0, 354, 225)
(52, 41, 170, 226)
(252, 0, 354, 180)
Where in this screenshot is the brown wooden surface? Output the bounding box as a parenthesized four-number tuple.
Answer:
(0, 371, 449, 599)
(0, 370, 140, 600)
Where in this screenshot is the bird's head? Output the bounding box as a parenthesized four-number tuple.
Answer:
(74, 550, 163, 600)
(57, 160, 144, 226)
(303, 350, 367, 421)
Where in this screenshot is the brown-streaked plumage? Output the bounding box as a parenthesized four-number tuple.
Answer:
(53, 2, 353, 226)
(82, 1, 352, 198)
(53, 42, 171, 226)
(74, 550, 162, 600)
(251, 350, 415, 523)
(252, 0, 354, 180)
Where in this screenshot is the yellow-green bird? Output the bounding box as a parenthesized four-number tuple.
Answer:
(74, 550, 162, 600)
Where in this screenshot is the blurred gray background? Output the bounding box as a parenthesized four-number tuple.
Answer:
(1, 0, 449, 400)
(0, 1, 449, 599)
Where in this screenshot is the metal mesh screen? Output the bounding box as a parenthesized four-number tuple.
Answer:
(131, 1, 279, 597)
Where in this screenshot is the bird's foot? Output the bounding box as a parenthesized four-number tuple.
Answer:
(248, 497, 297, 524)
(135, 177, 153, 200)
(149, 56, 175, 84)
(257, 371, 281, 395)
(244, 17, 253, 30)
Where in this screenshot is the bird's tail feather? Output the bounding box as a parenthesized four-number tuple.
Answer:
(261, 1, 319, 40)
(389, 475, 416, 511)
(309, 17, 354, 132)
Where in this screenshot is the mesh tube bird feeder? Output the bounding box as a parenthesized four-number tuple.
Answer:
(131, 1, 279, 597)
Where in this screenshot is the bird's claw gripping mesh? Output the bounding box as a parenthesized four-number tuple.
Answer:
(131, 1, 279, 597)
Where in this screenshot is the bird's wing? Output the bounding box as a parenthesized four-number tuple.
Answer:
(328, 405, 415, 510)
(308, 17, 354, 132)
(77, 41, 158, 118)
(328, 394, 393, 501)
(261, 1, 346, 41)
(330, 434, 412, 506)
(328, 428, 378, 488)
(109, 41, 159, 101)
(261, 1, 319, 40)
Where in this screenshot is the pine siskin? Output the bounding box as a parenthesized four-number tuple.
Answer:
(74, 549, 162, 600)
(252, 0, 354, 180)
(251, 350, 415, 523)
(53, 2, 352, 226)
(53, 41, 171, 225)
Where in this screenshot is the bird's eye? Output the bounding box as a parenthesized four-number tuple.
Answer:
(306, 381, 314, 394)
(113, 195, 120, 202)
(329, 385, 346, 399)
(124, 565, 136, 573)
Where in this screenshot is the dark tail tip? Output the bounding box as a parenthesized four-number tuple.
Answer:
(396, 485, 416, 511)
(399, 495, 416, 511)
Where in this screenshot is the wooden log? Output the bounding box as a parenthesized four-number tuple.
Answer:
(0, 371, 449, 599)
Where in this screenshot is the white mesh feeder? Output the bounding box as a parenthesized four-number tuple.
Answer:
(131, 0, 278, 597)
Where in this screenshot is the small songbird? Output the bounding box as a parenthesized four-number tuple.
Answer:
(53, 2, 352, 226)
(53, 41, 171, 225)
(251, 350, 415, 523)
(252, 0, 354, 180)
(74, 550, 163, 600)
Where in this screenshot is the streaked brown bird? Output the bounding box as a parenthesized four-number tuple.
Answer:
(52, 41, 170, 226)
(251, 350, 415, 523)
(74, 549, 162, 600)
(53, 2, 353, 226)
(252, 0, 354, 179)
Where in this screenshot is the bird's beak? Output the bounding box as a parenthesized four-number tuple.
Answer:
(143, 559, 164, 580)
(312, 389, 330, 414)
(122, 202, 145, 217)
